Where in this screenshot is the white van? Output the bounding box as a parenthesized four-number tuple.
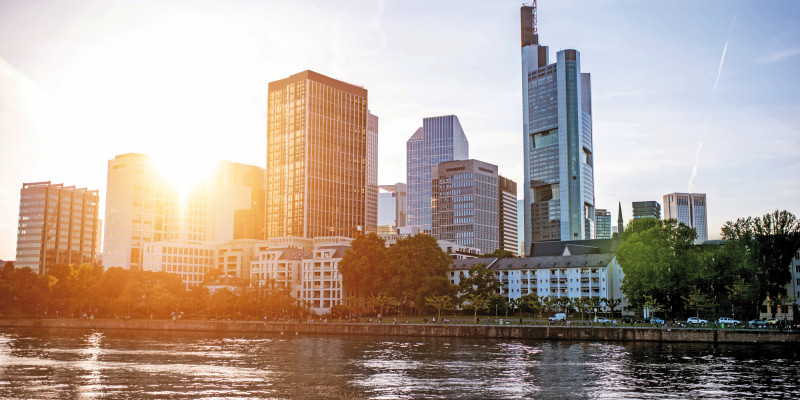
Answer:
(549, 313, 566, 321)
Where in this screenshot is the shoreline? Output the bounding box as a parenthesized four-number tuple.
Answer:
(1, 318, 798, 344)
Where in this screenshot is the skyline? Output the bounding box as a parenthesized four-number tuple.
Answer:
(1, 0, 799, 260)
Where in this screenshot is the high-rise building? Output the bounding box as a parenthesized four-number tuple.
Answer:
(595, 209, 611, 239)
(266, 70, 372, 239)
(517, 199, 525, 256)
(521, 4, 596, 255)
(632, 201, 661, 220)
(103, 153, 209, 270)
(431, 159, 499, 255)
(406, 115, 469, 233)
(499, 176, 519, 255)
(377, 183, 407, 234)
(366, 113, 379, 233)
(208, 161, 266, 241)
(663, 193, 708, 244)
(15, 182, 100, 274)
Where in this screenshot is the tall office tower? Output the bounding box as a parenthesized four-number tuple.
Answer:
(266, 70, 370, 239)
(663, 193, 708, 244)
(517, 199, 525, 255)
(595, 209, 612, 239)
(431, 159, 499, 255)
(104, 153, 209, 270)
(365, 112, 379, 233)
(521, 4, 596, 255)
(208, 161, 266, 241)
(406, 115, 469, 232)
(377, 183, 407, 234)
(632, 201, 661, 220)
(499, 176, 519, 255)
(15, 182, 99, 274)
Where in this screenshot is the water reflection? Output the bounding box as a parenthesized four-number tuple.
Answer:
(0, 328, 799, 399)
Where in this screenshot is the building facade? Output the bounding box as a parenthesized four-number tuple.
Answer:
(431, 159, 499, 255)
(366, 112, 379, 234)
(377, 183, 407, 234)
(142, 241, 215, 287)
(499, 177, 519, 255)
(632, 201, 661, 220)
(103, 153, 209, 270)
(15, 182, 100, 274)
(266, 70, 372, 239)
(406, 115, 469, 233)
(208, 161, 266, 242)
(521, 4, 596, 254)
(595, 209, 611, 239)
(663, 193, 708, 244)
(300, 237, 352, 314)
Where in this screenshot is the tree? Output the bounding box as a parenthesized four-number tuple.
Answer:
(586, 297, 600, 321)
(518, 293, 543, 318)
(425, 295, 455, 321)
(457, 263, 501, 323)
(339, 233, 388, 299)
(555, 296, 572, 313)
(617, 218, 699, 317)
(461, 293, 491, 324)
(385, 234, 454, 313)
(682, 286, 711, 319)
(602, 298, 622, 318)
(479, 249, 516, 259)
(722, 210, 800, 316)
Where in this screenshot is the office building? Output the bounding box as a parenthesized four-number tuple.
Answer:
(663, 193, 708, 244)
(208, 161, 266, 241)
(366, 113, 379, 233)
(632, 201, 661, 220)
(521, 4, 596, 254)
(15, 182, 100, 274)
(517, 199, 525, 256)
(431, 159, 499, 255)
(266, 70, 373, 239)
(499, 176, 519, 255)
(142, 241, 215, 287)
(595, 209, 611, 239)
(406, 115, 469, 233)
(377, 183, 407, 234)
(103, 153, 209, 270)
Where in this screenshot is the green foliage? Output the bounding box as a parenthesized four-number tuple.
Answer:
(479, 249, 516, 259)
(425, 295, 455, 320)
(517, 293, 543, 317)
(458, 263, 500, 299)
(722, 210, 800, 306)
(617, 218, 699, 315)
(339, 233, 388, 299)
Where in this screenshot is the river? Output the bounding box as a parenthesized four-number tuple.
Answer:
(1, 327, 798, 399)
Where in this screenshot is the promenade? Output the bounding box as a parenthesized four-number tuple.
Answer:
(1, 318, 798, 345)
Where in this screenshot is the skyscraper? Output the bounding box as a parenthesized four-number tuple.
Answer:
(595, 209, 611, 239)
(406, 115, 469, 232)
(104, 153, 209, 270)
(15, 182, 100, 274)
(663, 193, 708, 244)
(266, 70, 374, 239)
(632, 201, 661, 220)
(521, 4, 596, 255)
(377, 183, 407, 234)
(208, 160, 266, 241)
(499, 176, 519, 255)
(366, 113, 379, 233)
(431, 159, 498, 254)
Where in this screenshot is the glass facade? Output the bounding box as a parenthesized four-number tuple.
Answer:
(521, 10, 595, 254)
(266, 71, 369, 239)
(595, 209, 611, 239)
(663, 193, 707, 244)
(406, 115, 469, 232)
(632, 201, 661, 220)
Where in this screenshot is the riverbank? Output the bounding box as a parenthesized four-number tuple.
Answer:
(1, 318, 798, 344)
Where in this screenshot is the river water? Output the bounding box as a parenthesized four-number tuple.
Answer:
(1, 327, 799, 399)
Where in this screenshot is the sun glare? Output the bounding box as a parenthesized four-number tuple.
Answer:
(152, 155, 215, 200)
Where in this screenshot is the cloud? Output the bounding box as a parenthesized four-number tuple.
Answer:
(756, 47, 800, 65)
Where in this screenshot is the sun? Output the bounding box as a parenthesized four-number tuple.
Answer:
(152, 154, 216, 200)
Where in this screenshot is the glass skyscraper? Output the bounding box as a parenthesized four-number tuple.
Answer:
(521, 5, 596, 255)
(595, 209, 612, 239)
(663, 193, 707, 244)
(632, 201, 661, 220)
(406, 115, 468, 232)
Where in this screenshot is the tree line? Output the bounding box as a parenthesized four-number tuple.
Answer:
(617, 209, 800, 320)
(0, 262, 309, 320)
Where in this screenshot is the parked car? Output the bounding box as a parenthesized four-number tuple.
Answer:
(621, 316, 634, 324)
(717, 317, 740, 325)
(687, 317, 708, 325)
(748, 319, 769, 327)
(766, 318, 779, 326)
(548, 313, 567, 322)
(648, 317, 665, 324)
(596, 317, 612, 324)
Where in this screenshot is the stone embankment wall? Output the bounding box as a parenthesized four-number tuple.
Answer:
(1, 319, 797, 344)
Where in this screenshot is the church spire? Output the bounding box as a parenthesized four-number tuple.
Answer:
(618, 202, 624, 234)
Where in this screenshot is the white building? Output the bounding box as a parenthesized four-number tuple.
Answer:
(215, 239, 268, 282)
(250, 236, 313, 299)
(300, 237, 352, 314)
(142, 241, 215, 287)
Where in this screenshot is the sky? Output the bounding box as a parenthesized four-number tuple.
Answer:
(1, 0, 799, 260)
